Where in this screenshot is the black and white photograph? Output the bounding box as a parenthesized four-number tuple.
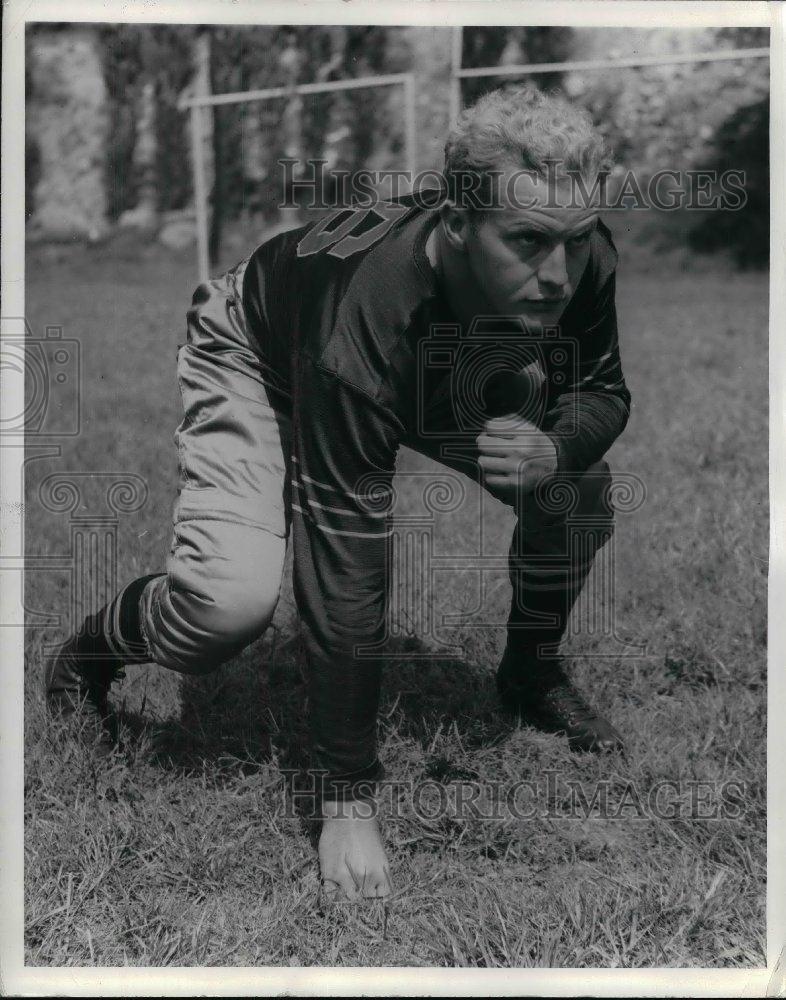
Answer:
(1, 0, 783, 993)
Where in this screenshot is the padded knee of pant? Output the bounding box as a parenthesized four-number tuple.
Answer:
(165, 548, 284, 654)
(196, 576, 279, 644)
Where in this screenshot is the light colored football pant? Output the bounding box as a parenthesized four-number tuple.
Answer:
(137, 342, 292, 673)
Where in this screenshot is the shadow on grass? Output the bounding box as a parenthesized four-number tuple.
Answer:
(115, 629, 509, 842)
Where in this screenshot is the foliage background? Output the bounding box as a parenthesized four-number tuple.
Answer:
(25, 24, 770, 265)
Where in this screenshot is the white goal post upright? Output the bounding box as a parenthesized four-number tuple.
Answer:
(179, 72, 418, 285)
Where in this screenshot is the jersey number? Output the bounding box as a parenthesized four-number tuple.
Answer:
(296, 202, 410, 260)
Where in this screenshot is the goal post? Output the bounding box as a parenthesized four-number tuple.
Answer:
(180, 41, 769, 286)
(448, 29, 769, 116)
(179, 72, 418, 285)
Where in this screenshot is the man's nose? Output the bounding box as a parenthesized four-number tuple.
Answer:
(537, 242, 569, 292)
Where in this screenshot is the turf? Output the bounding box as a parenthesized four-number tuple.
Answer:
(23, 225, 767, 967)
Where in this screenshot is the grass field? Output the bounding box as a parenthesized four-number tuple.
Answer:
(23, 222, 767, 967)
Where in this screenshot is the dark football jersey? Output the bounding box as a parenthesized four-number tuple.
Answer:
(187, 194, 631, 798)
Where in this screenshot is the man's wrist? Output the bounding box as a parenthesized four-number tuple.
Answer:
(315, 758, 384, 807)
(321, 797, 378, 820)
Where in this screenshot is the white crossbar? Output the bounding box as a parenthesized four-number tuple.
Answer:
(178, 72, 415, 111)
(455, 46, 770, 80)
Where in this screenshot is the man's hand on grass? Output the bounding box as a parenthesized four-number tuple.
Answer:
(476, 414, 558, 504)
(319, 799, 393, 901)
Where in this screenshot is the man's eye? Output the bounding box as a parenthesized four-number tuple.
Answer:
(511, 232, 543, 247)
(567, 231, 592, 248)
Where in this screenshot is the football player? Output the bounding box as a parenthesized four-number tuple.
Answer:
(47, 85, 631, 900)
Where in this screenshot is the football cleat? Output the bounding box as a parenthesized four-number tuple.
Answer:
(44, 633, 126, 727)
(497, 651, 624, 754)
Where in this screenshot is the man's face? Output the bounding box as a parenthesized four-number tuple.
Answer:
(462, 168, 599, 331)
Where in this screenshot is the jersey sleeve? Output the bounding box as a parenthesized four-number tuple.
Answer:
(291, 357, 404, 802)
(543, 267, 632, 474)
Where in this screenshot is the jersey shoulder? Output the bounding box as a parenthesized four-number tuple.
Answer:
(248, 199, 441, 400)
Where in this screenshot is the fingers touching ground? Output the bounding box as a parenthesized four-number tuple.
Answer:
(321, 856, 392, 901)
(318, 813, 393, 901)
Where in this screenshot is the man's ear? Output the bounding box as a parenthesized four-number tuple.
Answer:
(440, 201, 473, 252)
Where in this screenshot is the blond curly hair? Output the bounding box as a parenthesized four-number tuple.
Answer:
(443, 84, 612, 208)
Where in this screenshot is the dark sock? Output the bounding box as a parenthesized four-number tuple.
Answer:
(76, 573, 161, 665)
(116, 573, 159, 654)
(499, 638, 569, 697)
(73, 606, 121, 665)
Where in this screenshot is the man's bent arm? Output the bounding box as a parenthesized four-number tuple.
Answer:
(544, 272, 631, 473)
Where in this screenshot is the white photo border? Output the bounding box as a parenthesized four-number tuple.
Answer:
(1, 1, 782, 995)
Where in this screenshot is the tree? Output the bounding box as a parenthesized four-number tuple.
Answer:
(460, 27, 574, 107)
(687, 96, 769, 269)
(100, 24, 195, 221)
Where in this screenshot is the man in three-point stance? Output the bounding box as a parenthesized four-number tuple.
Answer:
(47, 86, 631, 900)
